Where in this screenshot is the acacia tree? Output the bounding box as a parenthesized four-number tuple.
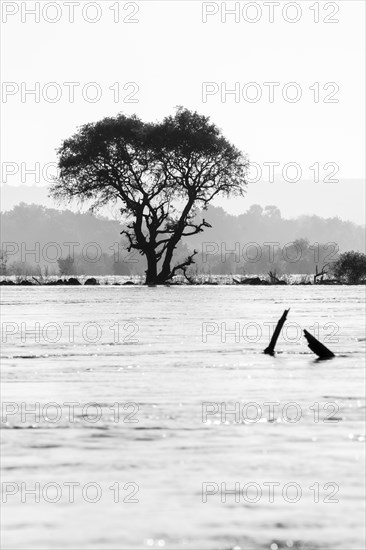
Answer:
(50, 108, 248, 284)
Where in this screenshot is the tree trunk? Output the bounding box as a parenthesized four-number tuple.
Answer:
(145, 251, 174, 285)
(155, 246, 175, 284)
(157, 197, 195, 283)
(145, 249, 158, 285)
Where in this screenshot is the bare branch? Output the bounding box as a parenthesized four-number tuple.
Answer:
(167, 250, 198, 281)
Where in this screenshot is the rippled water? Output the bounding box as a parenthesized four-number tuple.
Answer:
(1, 286, 365, 550)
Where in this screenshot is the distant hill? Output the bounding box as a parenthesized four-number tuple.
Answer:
(187, 204, 365, 253)
(1, 202, 364, 276)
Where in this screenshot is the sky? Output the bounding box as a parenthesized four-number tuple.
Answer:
(1, 0, 365, 223)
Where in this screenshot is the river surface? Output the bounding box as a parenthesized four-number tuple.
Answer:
(1, 286, 365, 550)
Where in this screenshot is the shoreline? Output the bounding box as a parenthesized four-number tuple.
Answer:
(0, 276, 363, 287)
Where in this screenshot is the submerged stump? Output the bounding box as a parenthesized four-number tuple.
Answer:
(264, 308, 290, 356)
(303, 329, 335, 359)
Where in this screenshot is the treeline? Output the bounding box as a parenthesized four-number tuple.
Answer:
(191, 238, 339, 276)
(1, 203, 365, 277)
(187, 204, 365, 252)
(0, 242, 339, 278)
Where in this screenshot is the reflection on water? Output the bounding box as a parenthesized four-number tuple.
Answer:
(1, 286, 365, 549)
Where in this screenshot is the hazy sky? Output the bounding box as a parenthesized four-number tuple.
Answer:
(1, 0, 365, 223)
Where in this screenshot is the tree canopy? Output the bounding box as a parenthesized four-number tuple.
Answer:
(50, 107, 249, 283)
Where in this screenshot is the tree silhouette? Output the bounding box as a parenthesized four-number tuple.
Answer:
(50, 108, 248, 284)
(331, 251, 366, 284)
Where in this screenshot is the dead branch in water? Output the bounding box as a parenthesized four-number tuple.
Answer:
(264, 308, 290, 355)
(268, 270, 281, 284)
(314, 263, 330, 284)
(303, 329, 335, 359)
(268, 270, 287, 285)
(182, 267, 195, 285)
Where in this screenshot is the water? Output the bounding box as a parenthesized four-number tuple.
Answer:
(1, 286, 365, 550)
